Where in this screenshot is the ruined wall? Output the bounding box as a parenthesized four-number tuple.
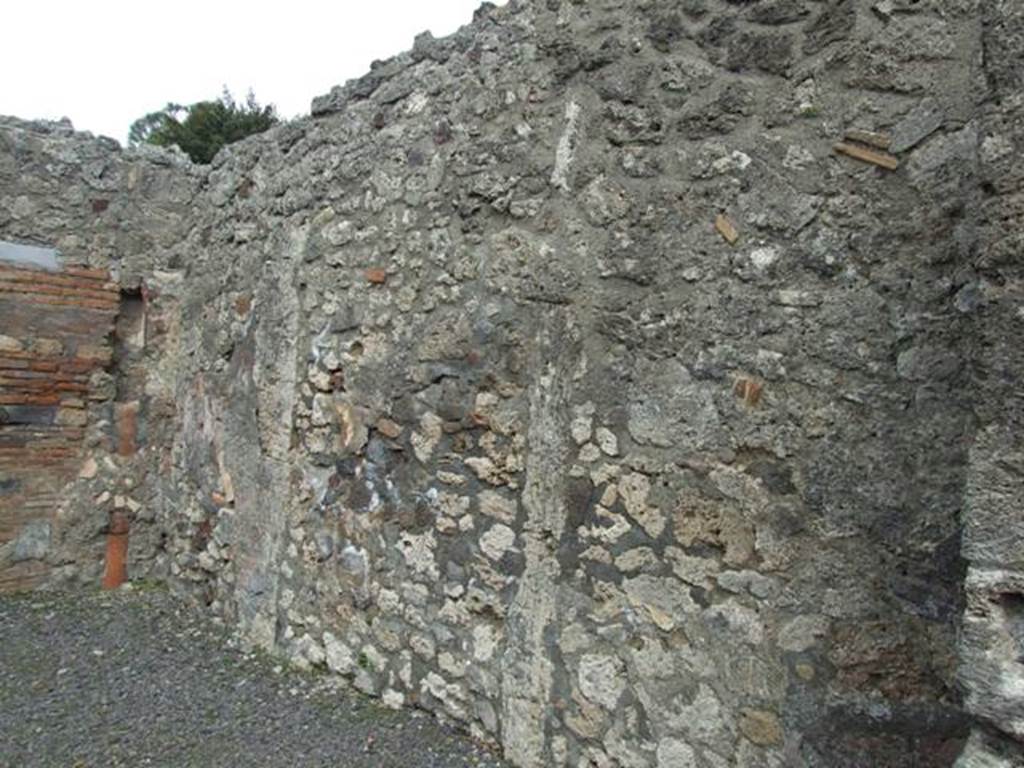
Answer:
(0, 257, 119, 590)
(1, 1, 1021, 767)
(161, 1, 984, 765)
(0, 117, 198, 587)
(954, 2, 1024, 766)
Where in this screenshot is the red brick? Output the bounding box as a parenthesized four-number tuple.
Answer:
(365, 268, 388, 285)
(12, 293, 119, 312)
(0, 280, 120, 304)
(62, 265, 113, 281)
(0, 263, 116, 292)
(115, 401, 140, 457)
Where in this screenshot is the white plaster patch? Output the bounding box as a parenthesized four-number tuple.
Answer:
(398, 530, 439, 580)
(665, 684, 726, 749)
(579, 506, 631, 544)
(551, 99, 582, 192)
(410, 633, 436, 660)
(405, 91, 429, 116)
(411, 411, 444, 464)
(750, 246, 780, 270)
(436, 491, 471, 518)
(580, 545, 612, 564)
(783, 145, 816, 170)
(623, 575, 699, 631)
(657, 738, 697, 768)
(615, 547, 659, 573)
(777, 614, 829, 652)
(465, 456, 506, 485)
(755, 348, 786, 379)
(478, 490, 517, 523)
(711, 150, 752, 175)
(599, 483, 618, 507)
(707, 600, 765, 645)
(571, 413, 593, 445)
(794, 78, 817, 114)
(473, 624, 498, 662)
(323, 631, 354, 675)
(377, 588, 400, 614)
(421, 672, 467, 719)
(667, 548, 721, 590)
(480, 523, 516, 561)
(595, 427, 619, 456)
(619, 472, 665, 538)
(439, 651, 466, 678)
(578, 654, 626, 710)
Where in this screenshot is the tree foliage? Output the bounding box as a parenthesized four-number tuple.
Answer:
(129, 89, 277, 164)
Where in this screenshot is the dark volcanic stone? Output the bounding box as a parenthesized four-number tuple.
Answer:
(727, 32, 795, 76)
(803, 0, 856, 55)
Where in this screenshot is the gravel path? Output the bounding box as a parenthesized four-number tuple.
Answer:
(0, 588, 509, 768)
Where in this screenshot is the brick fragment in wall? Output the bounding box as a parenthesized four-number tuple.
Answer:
(114, 402, 140, 457)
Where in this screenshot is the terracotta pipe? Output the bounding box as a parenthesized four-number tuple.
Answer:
(101, 510, 130, 589)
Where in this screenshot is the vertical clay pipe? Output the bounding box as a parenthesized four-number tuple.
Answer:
(101, 510, 130, 589)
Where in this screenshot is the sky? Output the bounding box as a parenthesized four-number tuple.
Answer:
(0, 1, 503, 144)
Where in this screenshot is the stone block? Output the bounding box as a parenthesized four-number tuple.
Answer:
(959, 568, 1024, 741)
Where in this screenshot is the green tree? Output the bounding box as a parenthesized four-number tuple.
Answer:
(129, 89, 278, 164)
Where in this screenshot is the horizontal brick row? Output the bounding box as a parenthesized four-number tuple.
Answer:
(0, 426, 86, 443)
(1, 262, 119, 593)
(0, 446, 83, 458)
(0, 263, 116, 291)
(0, 561, 47, 592)
(62, 265, 114, 281)
(0, 281, 120, 307)
(0, 290, 120, 312)
(0, 349, 113, 369)
(0, 393, 62, 406)
(0, 369, 89, 383)
(0, 378, 89, 393)
(0, 497, 62, 526)
(0, 263, 118, 316)
(0, 269, 118, 295)
(0, 456, 77, 470)
(0, 420, 85, 433)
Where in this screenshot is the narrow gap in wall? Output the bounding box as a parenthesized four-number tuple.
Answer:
(110, 287, 148, 461)
(113, 288, 146, 402)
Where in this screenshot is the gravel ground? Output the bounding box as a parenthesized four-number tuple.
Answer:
(0, 588, 509, 768)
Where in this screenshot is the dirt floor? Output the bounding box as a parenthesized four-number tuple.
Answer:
(0, 587, 508, 768)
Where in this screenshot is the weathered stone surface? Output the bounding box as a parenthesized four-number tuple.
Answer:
(955, 730, 1024, 768)
(578, 654, 626, 711)
(954, 3, 1024, 761)
(739, 708, 783, 746)
(1, 1, 1019, 766)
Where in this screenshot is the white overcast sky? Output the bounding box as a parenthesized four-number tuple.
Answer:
(1, 1, 503, 144)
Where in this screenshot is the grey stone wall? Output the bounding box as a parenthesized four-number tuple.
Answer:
(0, 116, 199, 586)
(954, 2, 1024, 766)
(1, 1, 1021, 766)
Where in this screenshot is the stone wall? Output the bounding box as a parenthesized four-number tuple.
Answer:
(1, 1, 1021, 767)
(0, 259, 118, 590)
(0, 117, 198, 587)
(954, 2, 1024, 766)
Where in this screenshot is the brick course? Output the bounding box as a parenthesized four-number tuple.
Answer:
(0, 261, 118, 590)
